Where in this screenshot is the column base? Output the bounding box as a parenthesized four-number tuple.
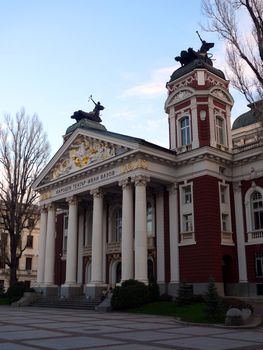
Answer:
(168, 282, 180, 298)
(38, 285, 58, 297)
(60, 284, 82, 298)
(85, 283, 108, 299)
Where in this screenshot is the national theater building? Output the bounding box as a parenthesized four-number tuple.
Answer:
(33, 43, 263, 299)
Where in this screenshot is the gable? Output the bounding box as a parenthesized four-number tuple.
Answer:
(37, 132, 133, 187)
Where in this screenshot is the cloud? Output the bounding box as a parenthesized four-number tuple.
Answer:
(121, 65, 178, 98)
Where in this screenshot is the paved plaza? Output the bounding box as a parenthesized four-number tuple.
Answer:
(0, 306, 262, 350)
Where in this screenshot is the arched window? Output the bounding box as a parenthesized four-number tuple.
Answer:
(251, 191, 263, 230)
(180, 116, 191, 145)
(112, 207, 122, 242)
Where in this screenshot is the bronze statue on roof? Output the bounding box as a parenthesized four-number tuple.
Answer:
(71, 95, 105, 123)
(175, 32, 214, 67)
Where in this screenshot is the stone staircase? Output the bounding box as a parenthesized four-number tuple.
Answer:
(30, 295, 102, 310)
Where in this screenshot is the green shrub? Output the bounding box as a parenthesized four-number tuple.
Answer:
(7, 282, 26, 303)
(0, 283, 5, 297)
(176, 282, 193, 305)
(204, 277, 221, 317)
(159, 293, 172, 302)
(148, 278, 160, 302)
(111, 279, 150, 310)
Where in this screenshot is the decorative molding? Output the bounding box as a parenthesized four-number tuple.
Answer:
(66, 196, 78, 205)
(119, 178, 133, 190)
(233, 181, 242, 193)
(90, 188, 103, 198)
(132, 175, 150, 187)
(167, 183, 178, 195)
(211, 89, 231, 103)
(170, 90, 192, 103)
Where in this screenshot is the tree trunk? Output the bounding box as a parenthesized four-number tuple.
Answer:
(9, 265, 18, 287)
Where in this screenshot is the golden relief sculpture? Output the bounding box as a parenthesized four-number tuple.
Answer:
(48, 135, 122, 181)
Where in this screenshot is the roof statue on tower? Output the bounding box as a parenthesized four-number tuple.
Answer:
(175, 31, 214, 67)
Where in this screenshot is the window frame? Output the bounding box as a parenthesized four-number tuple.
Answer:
(178, 115, 191, 146)
(215, 115, 225, 146)
(255, 252, 263, 278)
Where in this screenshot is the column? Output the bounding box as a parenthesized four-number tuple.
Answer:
(44, 203, 56, 287)
(77, 209, 84, 285)
(134, 176, 149, 284)
(119, 179, 134, 281)
(156, 191, 165, 288)
(64, 196, 78, 285)
(169, 184, 180, 283)
(36, 206, 47, 286)
(233, 182, 248, 288)
(90, 188, 104, 284)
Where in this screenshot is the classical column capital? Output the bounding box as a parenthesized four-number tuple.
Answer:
(47, 202, 56, 211)
(66, 196, 79, 205)
(40, 205, 47, 213)
(132, 175, 150, 187)
(167, 183, 178, 195)
(233, 181, 242, 193)
(90, 188, 103, 198)
(119, 178, 133, 190)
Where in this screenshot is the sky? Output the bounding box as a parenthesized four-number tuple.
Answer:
(0, 0, 249, 155)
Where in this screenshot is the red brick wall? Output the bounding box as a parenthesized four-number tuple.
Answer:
(246, 245, 263, 283)
(197, 104, 210, 146)
(179, 175, 237, 283)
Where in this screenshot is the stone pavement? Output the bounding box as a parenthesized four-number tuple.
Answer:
(0, 306, 262, 350)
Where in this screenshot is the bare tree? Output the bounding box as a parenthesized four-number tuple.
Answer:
(202, 0, 263, 106)
(0, 109, 50, 287)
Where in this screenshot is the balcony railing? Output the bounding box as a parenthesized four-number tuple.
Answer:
(106, 241, 121, 254)
(248, 230, 263, 242)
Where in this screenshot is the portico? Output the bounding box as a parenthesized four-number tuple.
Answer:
(33, 123, 177, 298)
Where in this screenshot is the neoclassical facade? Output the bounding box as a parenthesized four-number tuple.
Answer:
(33, 47, 263, 298)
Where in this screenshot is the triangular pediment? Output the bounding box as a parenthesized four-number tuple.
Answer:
(34, 129, 136, 189)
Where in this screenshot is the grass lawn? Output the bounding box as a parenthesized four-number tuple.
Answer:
(127, 301, 226, 324)
(0, 298, 10, 305)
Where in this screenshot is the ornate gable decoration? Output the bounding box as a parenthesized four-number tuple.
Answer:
(44, 134, 127, 183)
(211, 89, 232, 103)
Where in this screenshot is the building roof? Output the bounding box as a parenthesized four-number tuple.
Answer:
(232, 100, 263, 130)
(65, 118, 174, 155)
(168, 59, 225, 83)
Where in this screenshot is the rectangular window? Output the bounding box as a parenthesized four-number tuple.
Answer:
(183, 185, 192, 204)
(180, 116, 191, 146)
(183, 214, 193, 232)
(25, 257, 32, 271)
(220, 185, 227, 204)
(222, 214, 228, 232)
(63, 215, 68, 252)
(216, 116, 225, 145)
(26, 235, 33, 248)
(255, 252, 263, 277)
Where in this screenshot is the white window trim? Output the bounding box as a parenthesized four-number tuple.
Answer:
(214, 110, 228, 150)
(177, 114, 192, 148)
(218, 182, 233, 245)
(62, 213, 69, 256)
(179, 182, 196, 246)
(147, 197, 155, 238)
(245, 186, 263, 244)
(108, 204, 122, 243)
